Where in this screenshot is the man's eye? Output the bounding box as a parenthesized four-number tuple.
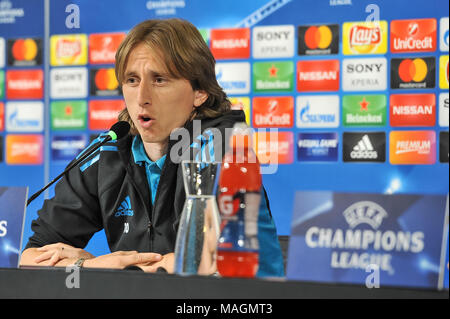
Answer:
(126, 77, 137, 84)
(155, 77, 166, 84)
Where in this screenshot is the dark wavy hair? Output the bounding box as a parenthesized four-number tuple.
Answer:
(115, 18, 231, 135)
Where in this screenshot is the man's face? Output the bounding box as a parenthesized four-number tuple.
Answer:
(122, 43, 207, 144)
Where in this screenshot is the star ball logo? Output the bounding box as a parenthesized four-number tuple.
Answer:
(298, 24, 339, 55)
(391, 57, 435, 89)
(7, 38, 42, 66)
(343, 21, 388, 55)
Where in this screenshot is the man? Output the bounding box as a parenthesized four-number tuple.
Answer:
(20, 19, 284, 277)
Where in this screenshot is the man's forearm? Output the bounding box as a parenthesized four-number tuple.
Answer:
(20, 247, 85, 267)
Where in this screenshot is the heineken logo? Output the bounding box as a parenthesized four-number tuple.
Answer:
(253, 61, 293, 92)
(343, 95, 386, 127)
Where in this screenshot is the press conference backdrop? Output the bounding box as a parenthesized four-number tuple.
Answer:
(0, 0, 448, 288)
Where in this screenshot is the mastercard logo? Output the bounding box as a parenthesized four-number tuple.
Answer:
(398, 58, 428, 82)
(11, 39, 38, 61)
(304, 26, 333, 49)
(94, 68, 118, 91)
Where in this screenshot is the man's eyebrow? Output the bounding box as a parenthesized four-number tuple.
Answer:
(124, 68, 171, 78)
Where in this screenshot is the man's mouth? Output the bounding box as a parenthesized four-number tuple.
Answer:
(138, 114, 155, 127)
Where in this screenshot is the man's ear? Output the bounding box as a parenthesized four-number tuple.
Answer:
(193, 90, 209, 107)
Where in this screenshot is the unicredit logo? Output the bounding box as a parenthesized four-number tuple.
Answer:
(253, 97, 293, 128)
(391, 18, 437, 53)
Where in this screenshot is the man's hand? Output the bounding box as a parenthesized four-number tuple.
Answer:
(34, 243, 95, 266)
(82, 251, 162, 270)
(136, 252, 174, 273)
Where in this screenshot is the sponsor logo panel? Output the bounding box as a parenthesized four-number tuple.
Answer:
(298, 24, 339, 55)
(89, 33, 125, 64)
(7, 38, 42, 66)
(391, 57, 435, 89)
(0, 136, 3, 162)
(51, 100, 87, 130)
(216, 62, 250, 95)
(6, 102, 44, 132)
(254, 131, 293, 165)
(296, 95, 340, 128)
(0, 102, 4, 131)
(343, 132, 386, 162)
(342, 95, 386, 127)
(390, 94, 436, 127)
(439, 55, 449, 89)
(50, 34, 88, 66)
(389, 130, 436, 165)
(0, 70, 4, 99)
(229, 97, 250, 126)
(89, 100, 124, 130)
(253, 61, 293, 92)
(440, 131, 449, 163)
(440, 17, 449, 52)
(210, 28, 250, 60)
(252, 25, 294, 58)
(6, 69, 44, 99)
(6, 134, 43, 165)
(50, 67, 88, 99)
(342, 21, 388, 55)
(252, 96, 294, 128)
(439, 93, 449, 127)
(51, 135, 87, 161)
(390, 18, 437, 53)
(0, 37, 4, 68)
(90, 68, 120, 96)
(297, 60, 339, 92)
(297, 132, 338, 162)
(342, 57, 387, 91)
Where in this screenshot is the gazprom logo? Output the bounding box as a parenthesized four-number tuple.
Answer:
(342, 201, 388, 230)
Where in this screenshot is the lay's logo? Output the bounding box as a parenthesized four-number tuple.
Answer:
(8, 38, 42, 66)
(343, 21, 388, 55)
(50, 34, 87, 66)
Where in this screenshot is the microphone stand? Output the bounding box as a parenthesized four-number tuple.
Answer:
(26, 135, 113, 206)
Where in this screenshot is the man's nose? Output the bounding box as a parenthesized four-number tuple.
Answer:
(137, 80, 151, 107)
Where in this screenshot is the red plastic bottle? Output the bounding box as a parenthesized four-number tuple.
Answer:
(217, 123, 262, 278)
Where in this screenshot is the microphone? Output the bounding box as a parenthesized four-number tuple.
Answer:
(27, 121, 131, 206)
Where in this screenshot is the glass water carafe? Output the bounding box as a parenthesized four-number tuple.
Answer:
(174, 161, 221, 276)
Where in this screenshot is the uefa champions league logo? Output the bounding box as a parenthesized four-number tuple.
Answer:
(342, 201, 388, 230)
